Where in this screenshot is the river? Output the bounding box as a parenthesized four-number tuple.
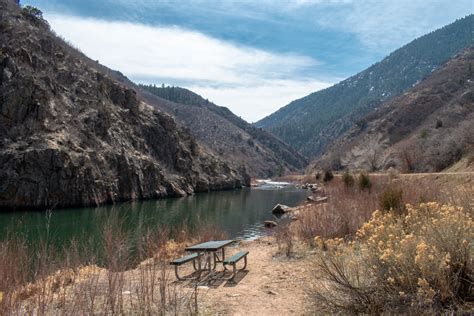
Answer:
(0, 184, 307, 254)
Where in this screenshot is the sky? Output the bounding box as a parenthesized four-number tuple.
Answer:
(23, 0, 472, 122)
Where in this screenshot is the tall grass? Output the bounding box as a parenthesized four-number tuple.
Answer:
(289, 173, 474, 313)
(293, 175, 456, 245)
(0, 209, 226, 314)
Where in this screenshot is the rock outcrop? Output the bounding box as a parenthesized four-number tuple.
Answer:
(138, 85, 308, 178)
(0, 0, 248, 210)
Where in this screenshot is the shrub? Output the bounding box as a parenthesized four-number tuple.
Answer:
(274, 223, 293, 257)
(342, 170, 354, 187)
(358, 172, 372, 190)
(22, 5, 43, 18)
(420, 129, 428, 139)
(379, 184, 404, 213)
(323, 170, 334, 182)
(22, 5, 46, 23)
(310, 202, 474, 314)
(315, 172, 321, 181)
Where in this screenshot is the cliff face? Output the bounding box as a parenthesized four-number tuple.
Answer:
(0, 0, 247, 210)
(138, 85, 308, 178)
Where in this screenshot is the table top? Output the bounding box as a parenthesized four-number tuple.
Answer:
(185, 240, 235, 252)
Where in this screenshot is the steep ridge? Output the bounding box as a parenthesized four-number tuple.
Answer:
(313, 46, 474, 172)
(257, 15, 473, 158)
(0, 0, 247, 210)
(138, 85, 308, 177)
(20, 16, 308, 177)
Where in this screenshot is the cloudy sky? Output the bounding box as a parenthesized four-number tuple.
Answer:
(23, 0, 472, 122)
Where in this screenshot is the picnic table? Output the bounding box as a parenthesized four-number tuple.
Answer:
(170, 239, 249, 281)
(185, 240, 235, 274)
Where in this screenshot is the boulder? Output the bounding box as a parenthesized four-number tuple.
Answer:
(272, 204, 290, 214)
(311, 187, 321, 193)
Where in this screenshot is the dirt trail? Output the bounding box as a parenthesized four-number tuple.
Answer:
(181, 238, 314, 315)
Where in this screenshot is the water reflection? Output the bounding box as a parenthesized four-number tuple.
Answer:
(0, 186, 307, 250)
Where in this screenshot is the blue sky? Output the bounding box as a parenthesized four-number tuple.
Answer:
(23, 0, 472, 121)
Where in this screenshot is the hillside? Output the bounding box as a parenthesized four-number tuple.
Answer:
(0, 0, 247, 210)
(138, 85, 308, 177)
(257, 15, 473, 158)
(313, 46, 474, 172)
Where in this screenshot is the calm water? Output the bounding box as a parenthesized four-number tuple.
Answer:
(0, 185, 307, 252)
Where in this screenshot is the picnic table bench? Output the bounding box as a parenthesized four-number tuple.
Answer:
(170, 252, 203, 280)
(223, 250, 248, 281)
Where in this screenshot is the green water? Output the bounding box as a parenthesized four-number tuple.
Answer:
(0, 186, 307, 252)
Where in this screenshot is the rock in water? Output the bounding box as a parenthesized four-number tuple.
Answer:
(272, 204, 290, 214)
(0, 0, 248, 210)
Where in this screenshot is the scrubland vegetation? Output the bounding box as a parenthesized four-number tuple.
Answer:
(289, 172, 473, 313)
(1, 172, 472, 315)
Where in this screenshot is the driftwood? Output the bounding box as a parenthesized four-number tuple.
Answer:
(264, 220, 278, 228)
(306, 196, 328, 204)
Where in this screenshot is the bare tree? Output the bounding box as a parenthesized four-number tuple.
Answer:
(365, 138, 381, 171)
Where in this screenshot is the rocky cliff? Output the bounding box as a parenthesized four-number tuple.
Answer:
(0, 0, 247, 210)
(138, 85, 308, 178)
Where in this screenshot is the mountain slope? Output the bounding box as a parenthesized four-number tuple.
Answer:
(138, 85, 308, 177)
(313, 46, 474, 172)
(0, 0, 246, 210)
(257, 15, 473, 158)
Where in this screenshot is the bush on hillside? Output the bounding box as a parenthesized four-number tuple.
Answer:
(342, 170, 354, 187)
(323, 170, 334, 182)
(379, 184, 404, 214)
(358, 172, 372, 190)
(310, 203, 473, 314)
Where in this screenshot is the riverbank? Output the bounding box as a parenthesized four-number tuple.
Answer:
(1, 172, 472, 314)
(197, 237, 313, 315)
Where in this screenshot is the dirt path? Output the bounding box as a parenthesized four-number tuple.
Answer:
(189, 238, 313, 315)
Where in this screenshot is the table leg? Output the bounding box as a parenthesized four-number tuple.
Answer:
(222, 248, 228, 270)
(211, 251, 217, 270)
(207, 252, 212, 274)
(192, 254, 201, 271)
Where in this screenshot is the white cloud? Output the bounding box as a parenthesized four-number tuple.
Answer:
(46, 14, 330, 121)
(314, 0, 472, 51)
(189, 79, 331, 122)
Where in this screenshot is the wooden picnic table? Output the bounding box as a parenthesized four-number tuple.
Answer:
(185, 240, 235, 274)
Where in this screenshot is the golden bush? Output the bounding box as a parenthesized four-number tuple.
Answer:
(312, 202, 473, 313)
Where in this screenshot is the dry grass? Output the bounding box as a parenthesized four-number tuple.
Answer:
(0, 211, 227, 315)
(274, 221, 294, 257)
(283, 172, 474, 313)
(292, 173, 469, 245)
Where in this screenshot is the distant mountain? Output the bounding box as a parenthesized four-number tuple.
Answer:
(138, 85, 308, 177)
(257, 15, 473, 158)
(313, 46, 474, 172)
(0, 0, 246, 210)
